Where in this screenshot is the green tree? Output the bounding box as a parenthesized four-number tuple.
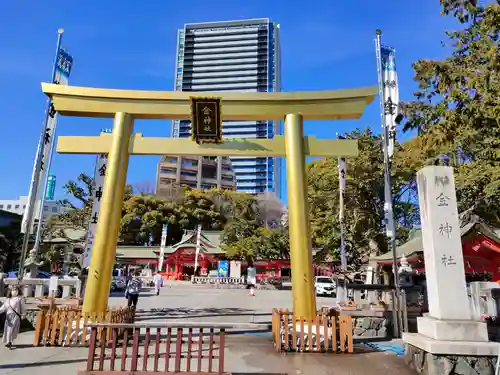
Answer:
(56, 173, 94, 230)
(0, 227, 22, 272)
(121, 195, 182, 245)
(209, 189, 289, 261)
(308, 128, 419, 268)
(204, 189, 261, 255)
(37, 173, 133, 271)
(398, 0, 500, 223)
(223, 226, 289, 261)
(182, 189, 226, 229)
(0, 233, 8, 271)
(259, 226, 289, 259)
(58, 173, 133, 229)
(119, 190, 225, 246)
(60, 173, 94, 209)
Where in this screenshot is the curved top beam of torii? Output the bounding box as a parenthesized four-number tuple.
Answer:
(41, 83, 377, 121)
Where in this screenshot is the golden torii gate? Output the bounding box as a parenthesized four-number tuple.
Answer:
(42, 83, 376, 320)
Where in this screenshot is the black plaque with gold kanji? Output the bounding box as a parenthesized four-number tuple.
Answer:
(190, 97, 223, 144)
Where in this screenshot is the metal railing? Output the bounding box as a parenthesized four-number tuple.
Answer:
(192, 276, 245, 284)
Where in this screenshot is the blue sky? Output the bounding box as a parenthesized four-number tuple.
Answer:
(0, 0, 456, 202)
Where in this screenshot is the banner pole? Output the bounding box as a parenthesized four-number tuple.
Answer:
(18, 29, 64, 280)
(376, 28, 401, 335)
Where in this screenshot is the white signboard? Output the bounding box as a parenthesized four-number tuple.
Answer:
(83, 152, 108, 267)
(158, 224, 168, 271)
(49, 276, 59, 294)
(229, 261, 241, 278)
(247, 266, 256, 285)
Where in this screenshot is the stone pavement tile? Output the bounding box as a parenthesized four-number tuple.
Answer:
(0, 332, 418, 375)
(0, 332, 88, 375)
(0, 287, 414, 375)
(225, 335, 419, 375)
(119, 287, 334, 327)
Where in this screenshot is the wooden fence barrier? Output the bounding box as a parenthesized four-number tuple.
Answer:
(78, 322, 264, 375)
(272, 308, 353, 353)
(33, 306, 135, 347)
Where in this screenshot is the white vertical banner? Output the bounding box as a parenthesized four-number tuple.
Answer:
(338, 157, 346, 221)
(83, 147, 108, 267)
(380, 46, 399, 160)
(338, 154, 347, 270)
(21, 47, 73, 234)
(193, 224, 202, 273)
(158, 224, 168, 272)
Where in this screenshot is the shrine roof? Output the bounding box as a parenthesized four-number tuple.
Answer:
(43, 228, 87, 243)
(116, 246, 159, 259)
(165, 230, 224, 254)
(373, 210, 500, 262)
(115, 231, 225, 258)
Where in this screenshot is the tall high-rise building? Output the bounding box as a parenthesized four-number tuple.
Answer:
(171, 18, 282, 197)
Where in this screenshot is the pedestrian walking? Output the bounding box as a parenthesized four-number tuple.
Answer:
(125, 272, 141, 308)
(153, 271, 163, 296)
(247, 262, 257, 297)
(0, 285, 26, 349)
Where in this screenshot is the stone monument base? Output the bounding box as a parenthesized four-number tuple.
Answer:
(403, 332, 500, 375)
(417, 316, 489, 342)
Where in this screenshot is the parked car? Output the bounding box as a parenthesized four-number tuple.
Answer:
(314, 276, 336, 297)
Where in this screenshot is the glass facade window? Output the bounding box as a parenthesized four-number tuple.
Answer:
(181, 170, 197, 177)
(182, 159, 198, 167)
(160, 167, 176, 174)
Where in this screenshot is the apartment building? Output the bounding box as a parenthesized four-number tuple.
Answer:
(156, 155, 236, 195)
(0, 196, 70, 221)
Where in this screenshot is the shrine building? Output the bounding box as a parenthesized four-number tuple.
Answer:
(114, 230, 334, 280)
(372, 211, 500, 283)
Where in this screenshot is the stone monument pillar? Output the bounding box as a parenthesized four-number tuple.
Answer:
(403, 166, 499, 375)
(415, 166, 485, 340)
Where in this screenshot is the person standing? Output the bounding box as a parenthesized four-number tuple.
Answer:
(125, 272, 141, 308)
(0, 286, 26, 349)
(247, 262, 257, 297)
(153, 271, 163, 296)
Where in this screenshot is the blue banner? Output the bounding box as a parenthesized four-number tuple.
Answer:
(381, 46, 396, 72)
(218, 260, 229, 277)
(55, 48, 73, 79)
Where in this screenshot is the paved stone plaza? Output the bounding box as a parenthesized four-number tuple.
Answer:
(0, 283, 417, 375)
